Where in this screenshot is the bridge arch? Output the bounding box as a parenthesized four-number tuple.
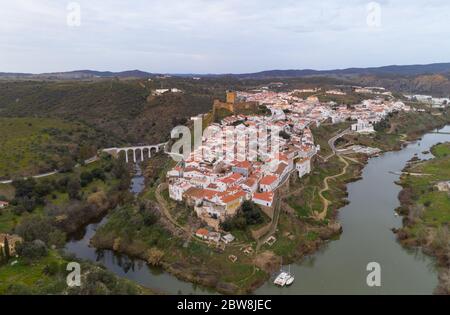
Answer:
(102, 142, 167, 164)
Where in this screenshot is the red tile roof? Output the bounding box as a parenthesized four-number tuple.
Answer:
(260, 175, 278, 186)
(253, 192, 274, 203)
(196, 229, 209, 236)
(219, 173, 243, 185)
(220, 190, 246, 204)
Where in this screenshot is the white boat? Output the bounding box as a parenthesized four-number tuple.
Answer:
(274, 271, 289, 286)
(285, 275, 294, 286)
(285, 265, 295, 286)
(274, 265, 295, 286)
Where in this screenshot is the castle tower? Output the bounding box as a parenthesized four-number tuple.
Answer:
(226, 90, 237, 104)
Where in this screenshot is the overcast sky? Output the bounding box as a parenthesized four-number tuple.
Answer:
(1, 0, 449, 74)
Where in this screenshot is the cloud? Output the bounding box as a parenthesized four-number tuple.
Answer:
(0, 0, 449, 73)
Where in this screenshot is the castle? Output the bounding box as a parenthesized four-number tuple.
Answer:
(212, 91, 258, 119)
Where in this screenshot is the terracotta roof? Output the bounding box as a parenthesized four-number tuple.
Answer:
(232, 160, 252, 169)
(275, 163, 288, 176)
(220, 190, 246, 204)
(196, 229, 209, 236)
(243, 177, 257, 187)
(218, 173, 243, 185)
(253, 192, 274, 203)
(184, 188, 218, 200)
(260, 175, 278, 186)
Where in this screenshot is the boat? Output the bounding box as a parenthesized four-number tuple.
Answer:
(285, 265, 295, 286)
(274, 271, 289, 286)
(285, 275, 294, 286)
(273, 265, 295, 286)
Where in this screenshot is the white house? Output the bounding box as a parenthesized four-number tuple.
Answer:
(169, 181, 192, 201)
(252, 191, 275, 207)
(296, 158, 311, 178)
(259, 175, 279, 192)
(351, 119, 375, 133)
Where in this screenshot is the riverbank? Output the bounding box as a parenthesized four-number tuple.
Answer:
(0, 249, 155, 295)
(86, 109, 449, 294)
(394, 141, 450, 295)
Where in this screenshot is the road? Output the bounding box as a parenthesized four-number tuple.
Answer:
(314, 155, 350, 220)
(323, 128, 352, 161)
(0, 155, 100, 184)
(314, 128, 353, 220)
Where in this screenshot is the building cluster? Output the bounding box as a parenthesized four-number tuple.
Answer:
(152, 88, 183, 96)
(404, 94, 450, 108)
(168, 89, 411, 231)
(353, 86, 392, 97)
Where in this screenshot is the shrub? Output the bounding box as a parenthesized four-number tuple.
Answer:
(16, 240, 48, 262)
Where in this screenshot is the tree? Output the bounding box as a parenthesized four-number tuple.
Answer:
(12, 178, 36, 199)
(0, 245, 4, 264)
(68, 178, 81, 200)
(91, 168, 106, 181)
(58, 156, 75, 173)
(3, 237, 10, 261)
(15, 217, 54, 244)
(80, 171, 93, 187)
(47, 229, 67, 248)
(16, 240, 48, 262)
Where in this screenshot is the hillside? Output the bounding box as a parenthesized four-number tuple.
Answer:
(0, 117, 105, 179)
(0, 79, 225, 146)
(233, 63, 450, 79)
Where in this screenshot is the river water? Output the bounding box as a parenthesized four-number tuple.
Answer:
(65, 126, 450, 295)
(65, 164, 215, 294)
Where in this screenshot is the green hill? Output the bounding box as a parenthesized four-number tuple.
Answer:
(0, 117, 106, 179)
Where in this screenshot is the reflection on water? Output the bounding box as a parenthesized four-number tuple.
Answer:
(255, 125, 450, 295)
(65, 126, 449, 295)
(65, 163, 215, 295)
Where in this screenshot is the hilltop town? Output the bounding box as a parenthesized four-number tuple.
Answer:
(167, 89, 412, 234)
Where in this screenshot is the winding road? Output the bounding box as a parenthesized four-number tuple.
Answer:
(313, 128, 353, 220)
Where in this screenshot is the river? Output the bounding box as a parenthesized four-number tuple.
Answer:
(65, 164, 215, 294)
(65, 126, 450, 295)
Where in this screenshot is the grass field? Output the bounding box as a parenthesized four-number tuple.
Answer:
(400, 142, 450, 229)
(0, 250, 68, 294)
(0, 117, 101, 179)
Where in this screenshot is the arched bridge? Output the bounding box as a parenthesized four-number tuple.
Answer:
(102, 142, 167, 163)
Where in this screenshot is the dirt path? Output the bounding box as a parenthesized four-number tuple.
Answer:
(313, 155, 350, 221)
(155, 183, 190, 235)
(256, 196, 281, 252)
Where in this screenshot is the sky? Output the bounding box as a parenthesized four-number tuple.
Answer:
(1, 0, 450, 74)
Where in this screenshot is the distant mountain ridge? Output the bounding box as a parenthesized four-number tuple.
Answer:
(0, 69, 155, 79)
(1, 62, 450, 80)
(234, 63, 450, 79)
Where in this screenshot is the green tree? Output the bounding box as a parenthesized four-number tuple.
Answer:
(68, 178, 81, 200)
(0, 241, 5, 264)
(4, 236, 10, 261)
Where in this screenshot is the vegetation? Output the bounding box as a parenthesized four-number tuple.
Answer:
(221, 201, 266, 231)
(0, 117, 103, 179)
(396, 142, 450, 294)
(346, 109, 450, 151)
(0, 249, 151, 295)
(0, 155, 131, 237)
